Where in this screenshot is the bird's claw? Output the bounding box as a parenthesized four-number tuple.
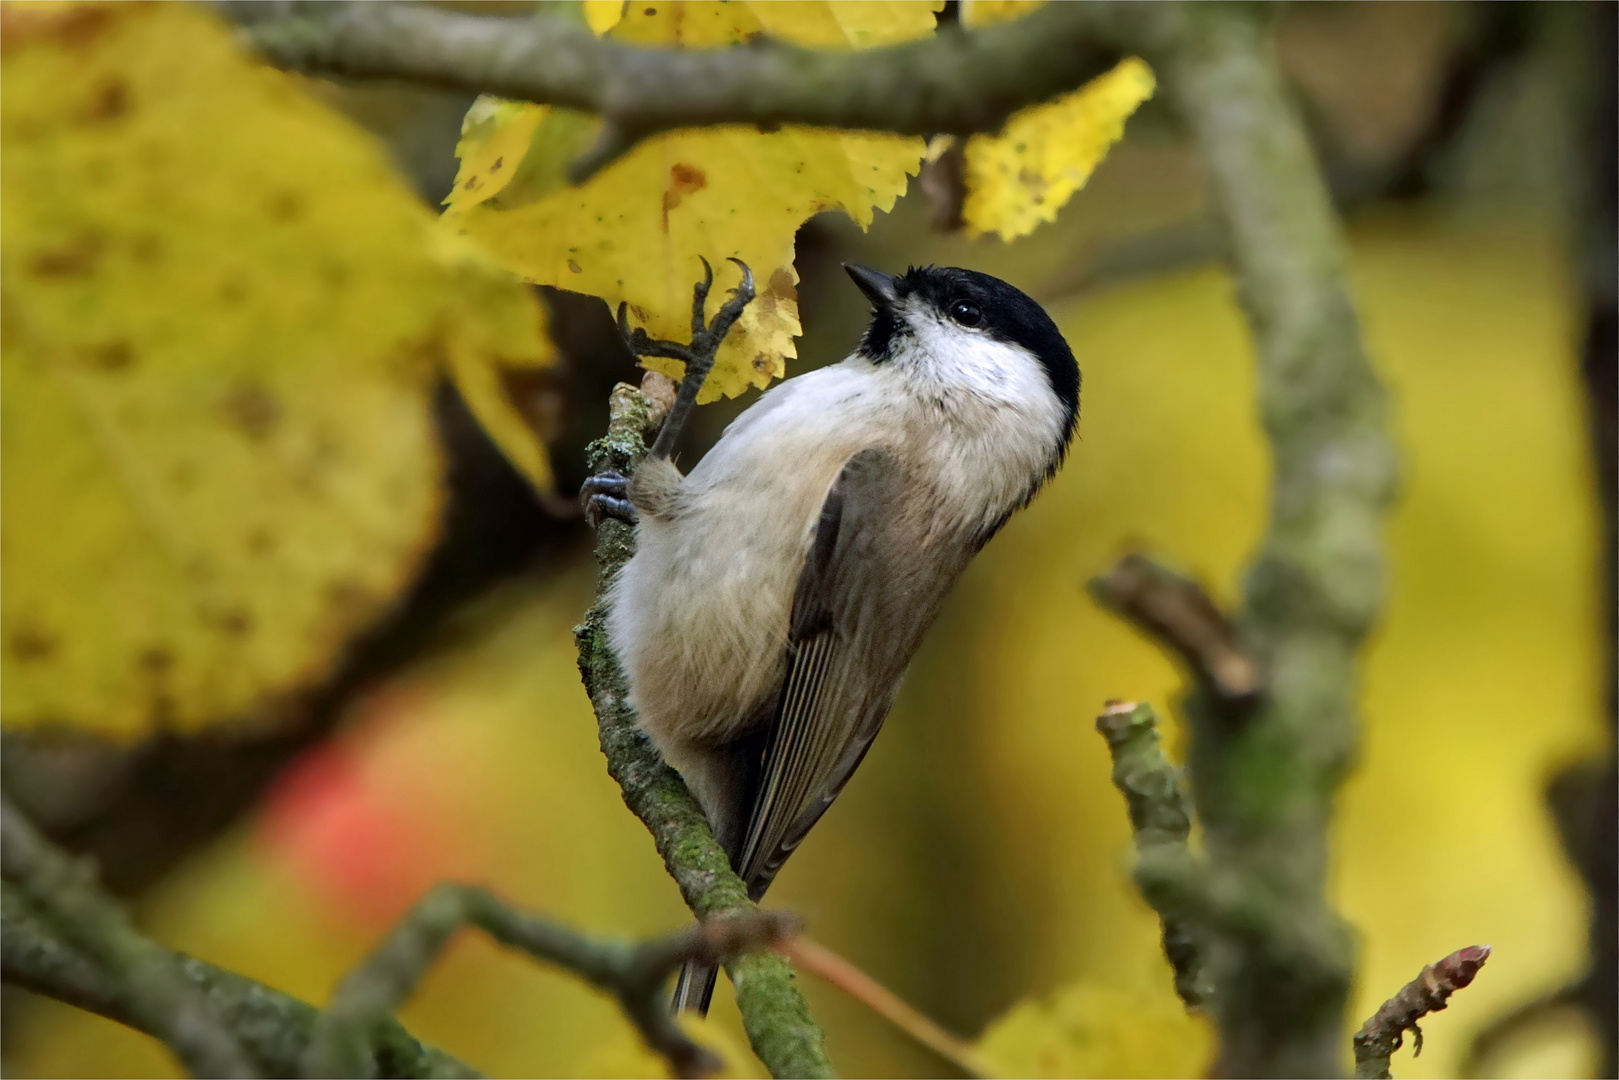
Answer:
(702, 257, 754, 351)
(582, 470, 638, 529)
(691, 256, 715, 338)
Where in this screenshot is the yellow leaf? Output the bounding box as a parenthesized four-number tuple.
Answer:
(444, 96, 548, 213)
(0, 2, 555, 737)
(442, 2, 938, 402)
(957, 1, 1154, 242)
(583, 0, 625, 35)
(976, 981, 1214, 1079)
(961, 0, 1045, 24)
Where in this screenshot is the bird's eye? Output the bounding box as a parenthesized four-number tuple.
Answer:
(949, 299, 982, 327)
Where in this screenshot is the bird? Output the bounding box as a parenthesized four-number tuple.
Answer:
(582, 260, 1080, 1014)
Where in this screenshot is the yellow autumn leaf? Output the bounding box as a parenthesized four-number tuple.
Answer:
(442, 1, 938, 405)
(583, 0, 625, 35)
(976, 980, 1214, 1079)
(435, 229, 564, 497)
(961, 0, 1045, 23)
(0, 1, 554, 738)
(957, 1, 1154, 242)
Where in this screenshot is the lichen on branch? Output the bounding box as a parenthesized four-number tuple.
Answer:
(1, 798, 476, 1079)
(1081, 4, 1398, 1076)
(1093, 700, 1210, 1011)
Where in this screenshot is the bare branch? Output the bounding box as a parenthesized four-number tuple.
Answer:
(642, 258, 755, 462)
(918, 140, 968, 233)
(241, 2, 1121, 180)
(1088, 554, 1262, 712)
(1094, 701, 1211, 1011)
(1353, 946, 1492, 1079)
(305, 885, 799, 1080)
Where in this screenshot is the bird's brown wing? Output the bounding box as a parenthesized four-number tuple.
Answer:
(735, 448, 969, 898)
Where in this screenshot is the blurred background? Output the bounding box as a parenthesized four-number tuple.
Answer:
(2, 2, 1613, 1077)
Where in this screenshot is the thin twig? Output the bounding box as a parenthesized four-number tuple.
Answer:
(1088, 554, 1262, 713)
(304, 885, 799, 1079)
(0, 797, 256, 1079)
(1094, 701, 1211, 1011)
(240, 2, 1121, 181)
(779, 936, 993, 1079)
(1352, 945, 1492, 1079)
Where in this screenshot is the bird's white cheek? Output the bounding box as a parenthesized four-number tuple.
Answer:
(884, 321, 1068, 529)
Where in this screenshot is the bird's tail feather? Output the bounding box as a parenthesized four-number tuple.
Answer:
(671, 958, 720, 1016)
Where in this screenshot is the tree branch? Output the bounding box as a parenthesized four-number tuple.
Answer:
(240, 1, 1120, 180)
(1353, 946, 1491, 1079)
(1093, 701, 1211, 1011)
(0, 796, 255, 1078)
(1080, 5, 1397, 1075)
(1089, 554, 1263, 713)
(0, 805, 478, 1079)
(2, 791, 799, 1079)
(573, 380, 834, 1079)
(306, 886, 799, 1080)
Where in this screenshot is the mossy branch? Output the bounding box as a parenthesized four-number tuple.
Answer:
(2, 792, 802, 1079)
(0, 798, 478, 1079)
(1082, 4, 1397, 1076)
(1094, 701, 1211, 1011)
(573, 380, 833, 1079)
(1, 796, 256, 1078)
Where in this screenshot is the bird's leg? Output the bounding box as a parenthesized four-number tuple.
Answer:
(625, 257, 755, 462)
(582, 259, 754, 529)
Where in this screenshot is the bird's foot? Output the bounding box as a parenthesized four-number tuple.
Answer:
(581, 469, 638, 528)
(616, 258, 755, 460)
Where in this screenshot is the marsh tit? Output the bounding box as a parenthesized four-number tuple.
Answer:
(586, 263, 1079, 1014)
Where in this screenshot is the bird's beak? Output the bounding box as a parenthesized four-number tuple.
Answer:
(843, 263, 898, 310)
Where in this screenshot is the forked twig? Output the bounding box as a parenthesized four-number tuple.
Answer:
(0, 797, 255, 1079)
(303, 884, 799, 1079)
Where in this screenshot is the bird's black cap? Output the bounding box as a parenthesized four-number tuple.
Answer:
(845, 263, 1079, 450)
